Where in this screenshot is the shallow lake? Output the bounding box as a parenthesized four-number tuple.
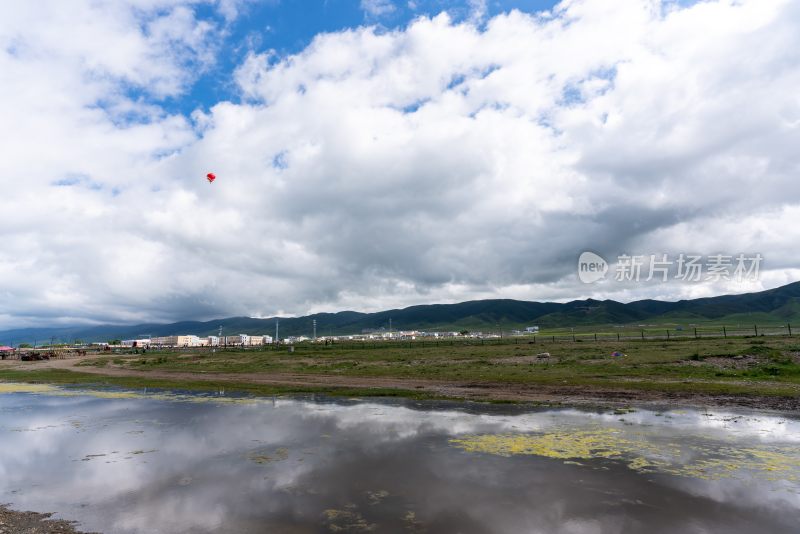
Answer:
(1, 383, 799, 533)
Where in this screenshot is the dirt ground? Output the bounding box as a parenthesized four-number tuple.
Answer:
(0, 505, 95, 534)
(2, 355, 800, 412)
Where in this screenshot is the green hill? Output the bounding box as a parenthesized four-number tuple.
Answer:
(2, 282, 799, 345)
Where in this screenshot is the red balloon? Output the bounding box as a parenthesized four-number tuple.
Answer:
(206, 172, 216, 183)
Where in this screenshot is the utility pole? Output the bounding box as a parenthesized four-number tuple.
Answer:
(219, 325, 223, 348)
(275, 318, 279, 345)
(313, 319, 317, 341)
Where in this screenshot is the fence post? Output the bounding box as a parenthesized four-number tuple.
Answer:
(641, 330, 644, 340)
(553, 335, 555, 343)
(594, 333, 597, 341)
(789, 324, 793, 337)
(533, 335, 536, 344)
(754, 325, 758, 336)
(666, 330, 670, 340)
(694, 328, 697, 339)
(617, 333, 620, 341)
(572, 333, 576, 342)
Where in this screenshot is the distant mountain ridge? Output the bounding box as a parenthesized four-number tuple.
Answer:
(2, 282, 800, 345)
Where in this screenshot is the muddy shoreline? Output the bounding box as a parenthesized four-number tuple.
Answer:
(3, 356, 800, 412)
(0, 505, 94, 534)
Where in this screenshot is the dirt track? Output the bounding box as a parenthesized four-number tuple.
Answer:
(3, 356, 800, 412)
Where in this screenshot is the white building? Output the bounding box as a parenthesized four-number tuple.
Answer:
(224, 334, 262, 346)
(121, 339, 151, 347)
(151, 335, 204, 347)
(184, 335, 202, 347)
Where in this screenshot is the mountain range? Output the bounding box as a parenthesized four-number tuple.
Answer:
(2, 282, 800, 345)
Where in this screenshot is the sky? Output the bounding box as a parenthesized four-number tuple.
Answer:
(1, 0, 799, 328)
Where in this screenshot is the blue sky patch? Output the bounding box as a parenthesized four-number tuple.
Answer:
(151, 1, 560, 117)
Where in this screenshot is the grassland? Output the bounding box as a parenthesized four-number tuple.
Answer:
(2, 335, 800, 409)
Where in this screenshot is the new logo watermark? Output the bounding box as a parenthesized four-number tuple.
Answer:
(578, 252, 763, 284)
(578, 252, 609, 283)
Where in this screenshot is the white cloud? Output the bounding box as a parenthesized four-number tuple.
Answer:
(468, 0, 488, 23)
(1, 0, 799, 328)
(361, 0, 397, 18)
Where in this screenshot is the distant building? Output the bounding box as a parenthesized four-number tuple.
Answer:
(525, 326, 540, 333)
(121, 339, 151, 348)
(151, 335, 203, 347)
(183, 335, 202, 347)
(223, 335, 243, 346)
(122, 334, 272, 348)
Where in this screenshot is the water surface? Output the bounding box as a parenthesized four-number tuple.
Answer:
(1, 384, 799, 533)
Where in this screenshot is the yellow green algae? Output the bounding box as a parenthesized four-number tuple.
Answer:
(322, 505, 376, 532)
(1, 381, 264, 405)
(49, 388, 260, 404)
(365, 490, 389, 505)
(449, 427, 800, 483)
(403, 510, 425, 533)
(248, 447, 289, 465)
(0, 383, 59, 394)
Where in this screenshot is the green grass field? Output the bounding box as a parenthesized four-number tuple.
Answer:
(13, 335, 788, 401)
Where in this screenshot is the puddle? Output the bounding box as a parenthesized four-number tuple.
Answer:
(0, 384, 799, 533)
